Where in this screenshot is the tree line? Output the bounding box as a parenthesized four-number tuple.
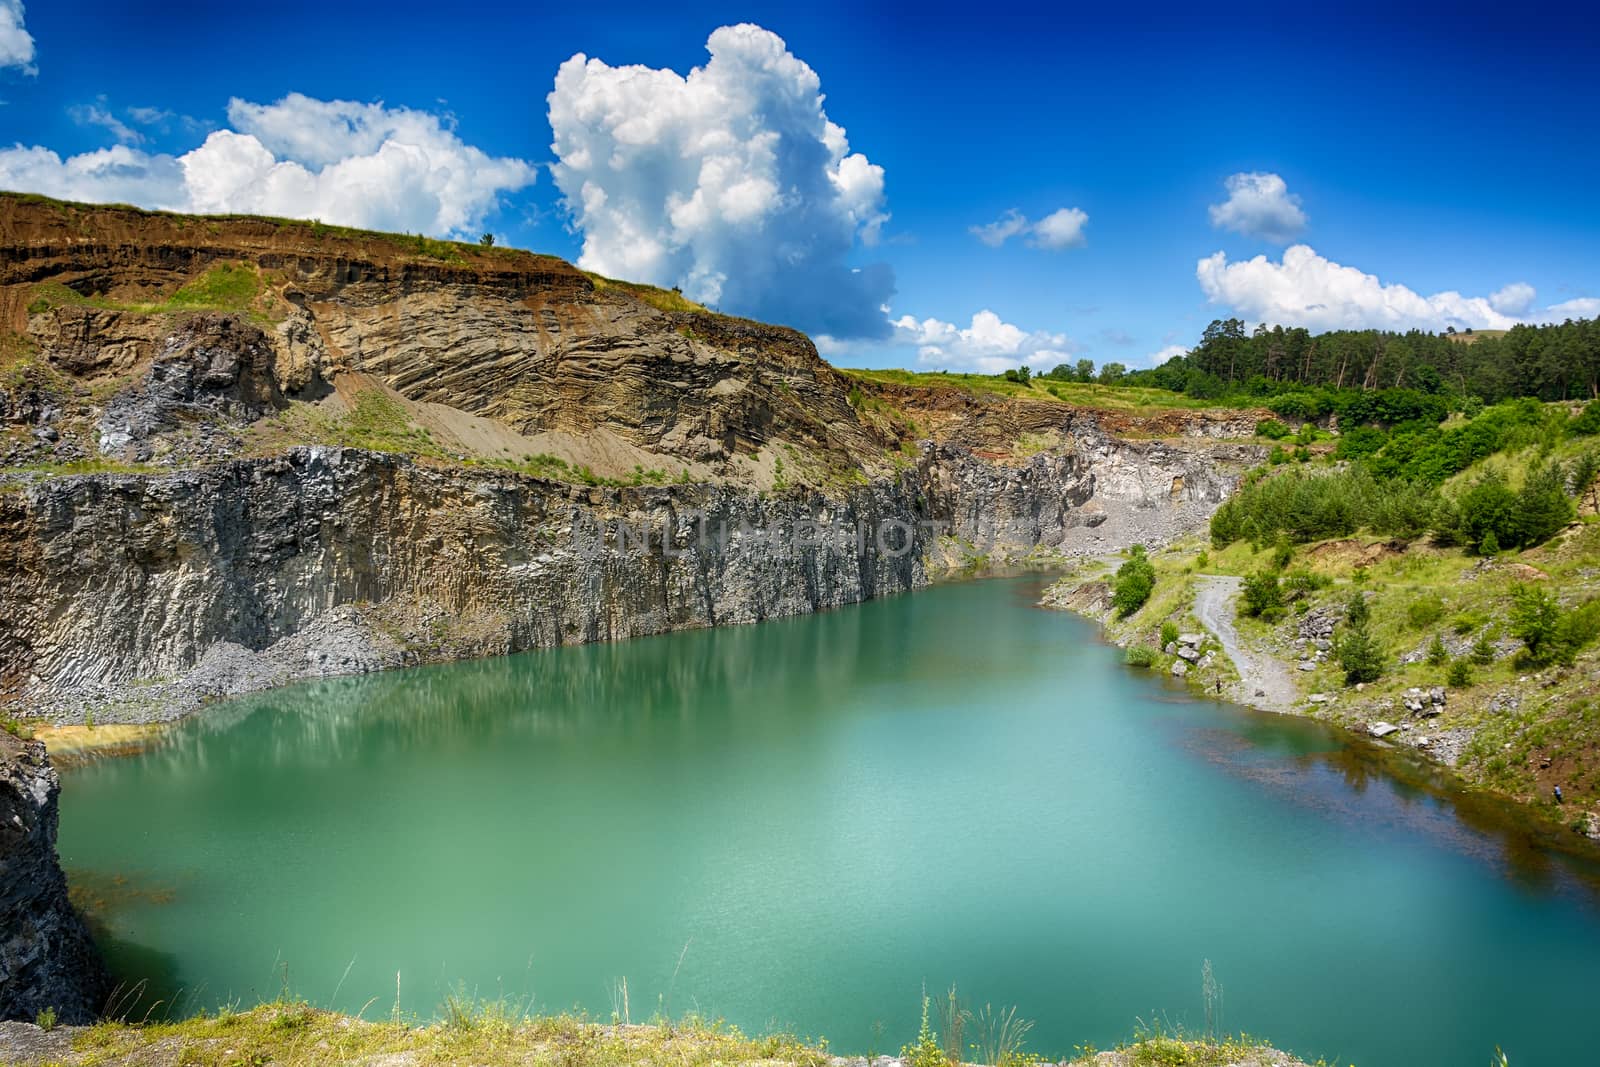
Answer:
(1049, 315, 1600, 408)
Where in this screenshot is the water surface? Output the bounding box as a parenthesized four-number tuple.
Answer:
(59, 578, 1600, 1065)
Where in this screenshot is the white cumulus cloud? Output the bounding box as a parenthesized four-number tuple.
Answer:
(1489, 282, 1538, 317)
(1147, 344, 1189, 366)
(0, 0, 35, 74)
(0, 93, 535, 237)
(892, 309, 1078, 373)
(1196, 245, 1523, 332)
(970, 206, 1088, 250)
(547, 23, 894, 339)
(1208, 172, 1307, 243)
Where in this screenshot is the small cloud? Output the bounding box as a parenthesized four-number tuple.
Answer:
(1208, 171, 1307, 243)
(969, 209, 1030, 248)
(1489, 282, 1537, 317)
(1028, 207, 1088, 250)
(126, 106, 174, 126)
(69, 98, 144, 145)
(0, 0, 36, 75)
(1146, 344, 1188, 366)
(970, 206, 1089, 251)
(1099, 327, 1135, 347)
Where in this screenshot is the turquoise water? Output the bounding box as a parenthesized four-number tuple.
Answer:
(57, 578, 1600, 1065)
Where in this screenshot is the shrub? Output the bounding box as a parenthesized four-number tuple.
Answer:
(1447, 658, 1474, 687)
(1282, 568, 1329, 600)
(1471, 632, 1497, 665)
(1270, 534, 1293, 571)
(1268, 445, 1290, 465)
(1112, 545, 1157, 618)
(1480, 530, 1501, 556)
(1407, 595, 1445, 629)
(1572, 400, 1600, 435)
(1124, 645, 1158, 668)
(1240, 570, 1285, 621)
(1160, 621, 1180, 647)
(1256, 418, 1291, 440)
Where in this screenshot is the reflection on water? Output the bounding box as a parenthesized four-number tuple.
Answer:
(55, 577, 1600, 1067)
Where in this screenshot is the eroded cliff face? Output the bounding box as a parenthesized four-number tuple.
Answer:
(2, 428, 1250, 720)
(0, 194, 1261, 721)
(0, 731, 109, 1023)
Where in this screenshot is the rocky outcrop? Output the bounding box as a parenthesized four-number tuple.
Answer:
(0, 731, 109, 1023)
(2, 425, 1249, 720)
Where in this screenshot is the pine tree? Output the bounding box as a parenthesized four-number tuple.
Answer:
(1338, 592, 1384, 684)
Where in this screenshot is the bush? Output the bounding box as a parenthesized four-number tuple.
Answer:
(1407, 595, 1445, 629)
(1256, 418, 1291, 440)
(1240, 570, 1285, 621)
(1270, 534, 1293, 571)
(1112, 545, 1157, 618)
(1160, 621, 1180, 647)
(1447, 658, 1474, 687)
(1124, 645, 1158, 668)
(1282, 568, 1329, 600)
(1471, 632, 1497, 665)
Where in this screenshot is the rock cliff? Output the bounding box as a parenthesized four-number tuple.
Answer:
(0, 730, 109, 1023)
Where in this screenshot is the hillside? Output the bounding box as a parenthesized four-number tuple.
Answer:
(0, 192, 1262, 723)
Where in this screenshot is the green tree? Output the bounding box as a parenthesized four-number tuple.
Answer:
(1338, 593, 1384, 684)
(1510, 584, 1564, 665)
(1471, 632, 1496, 665)
(1098, 361, 1127, 385)
(1240, 569, 1285, 620)
(1426, 633, 1449, 666)
(1512, 461, 1575, 548)
(479, 232, 495, 247)
(1074, 358, 1095, 383)
(1112, 545, 1156, 618)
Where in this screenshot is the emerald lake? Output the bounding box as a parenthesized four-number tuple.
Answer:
(56, 577, 1600, 1066)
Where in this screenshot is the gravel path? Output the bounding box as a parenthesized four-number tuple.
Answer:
(1194, 575, 1300, 712)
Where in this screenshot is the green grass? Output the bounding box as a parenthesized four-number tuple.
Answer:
(2, 715, 35, 740)
(26, 263, 267, 320)
(584, 272, 708, 313)
(40, 999, 1324, 1067)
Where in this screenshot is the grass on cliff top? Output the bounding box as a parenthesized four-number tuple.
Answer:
(1, 190, 548, 268)
(840, 368, 1250, 413)
(583, 271, 709, 314)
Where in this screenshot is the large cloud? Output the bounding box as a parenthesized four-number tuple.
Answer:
(547, 23, 894, 339)
(1196, 245, 1527, 332)
(0, 94, 535, 237)
(970, 206, 1088, 250)
(1208, 172, 1307, 243)
(892, 310, 1078, 373)
(0, 0, 34, 74)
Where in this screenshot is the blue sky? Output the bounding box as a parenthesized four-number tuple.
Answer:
(1, 1, 1597, 371)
